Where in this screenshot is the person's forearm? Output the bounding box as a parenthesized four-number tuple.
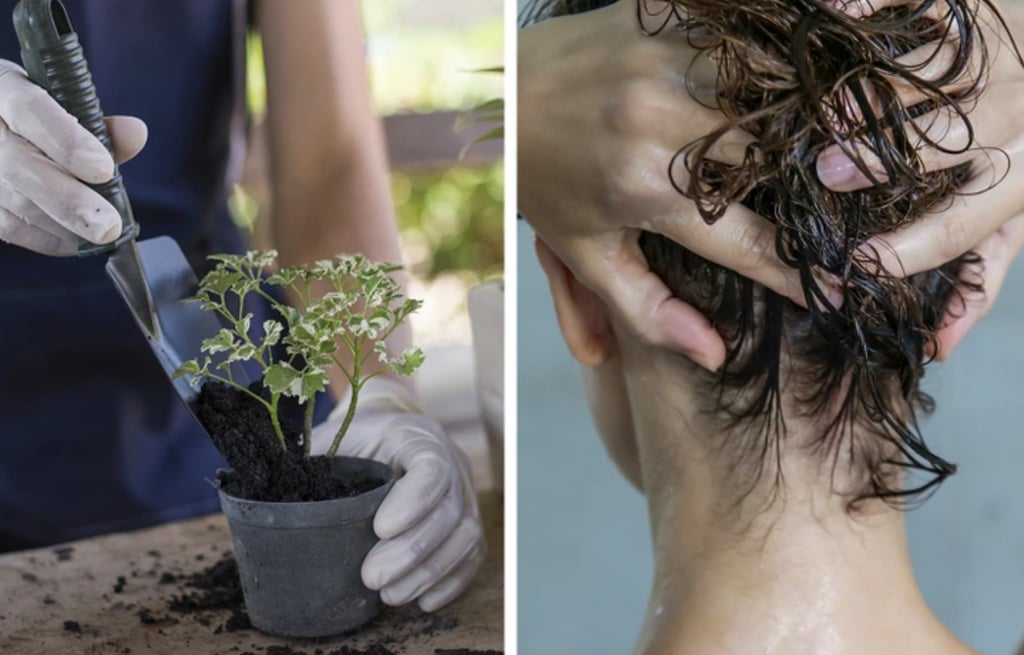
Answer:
(259, 0, 411, 398)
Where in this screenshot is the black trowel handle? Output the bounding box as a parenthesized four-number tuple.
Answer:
(13, 0, 139, 257)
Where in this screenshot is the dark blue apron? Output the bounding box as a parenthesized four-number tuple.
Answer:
(0, 0, 306, 549)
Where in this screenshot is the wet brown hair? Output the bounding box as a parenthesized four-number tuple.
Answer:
(522, 0, 1022, 505)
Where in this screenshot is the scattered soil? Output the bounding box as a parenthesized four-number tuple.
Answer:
(62, 620, 81, 633)
(196, 380, 384, 502)
(137, 609, 178, 627)
(53, 546, 74, 561)
(167, 553, 245, 614)
(220, 609, 252, 633)
(322, 645, 396, 655)
(240, 645, 398, 655)
(139, 555, 464, 649)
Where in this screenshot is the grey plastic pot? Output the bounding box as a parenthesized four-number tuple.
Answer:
(217, 456, 395, 638)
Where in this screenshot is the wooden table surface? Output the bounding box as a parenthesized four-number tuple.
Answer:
(0, 492, 503, 655)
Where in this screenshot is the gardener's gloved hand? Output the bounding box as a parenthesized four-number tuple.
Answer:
(0, 59, 147, 255)
(311, 377, 484, 612)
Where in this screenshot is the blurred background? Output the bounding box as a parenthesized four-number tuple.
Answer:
(518, 231, 1024, 655)
(237, 0, 504, 489)
(235, 0, 503, 349)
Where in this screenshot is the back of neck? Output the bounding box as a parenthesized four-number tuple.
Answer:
(621, 347, 973, 655)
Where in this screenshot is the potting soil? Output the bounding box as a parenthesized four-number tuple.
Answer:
(196, 381, 384, 502)
(167, 552, 245, 614)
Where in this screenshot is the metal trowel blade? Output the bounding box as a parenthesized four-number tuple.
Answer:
(106, 236, 253, 418)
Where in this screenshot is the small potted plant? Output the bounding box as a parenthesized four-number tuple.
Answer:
(174, 250, 424, 638)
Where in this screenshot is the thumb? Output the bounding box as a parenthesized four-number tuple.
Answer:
(106, 116, 147, 164)
(828, 0, 904, 17)
(373, 416, 455, 539)
(570, 234, 727, 370)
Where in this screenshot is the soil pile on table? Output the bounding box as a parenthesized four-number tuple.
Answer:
(167, 553, 245, 614)
(196, 380, 383, 502)
(156, 554, 470, 649)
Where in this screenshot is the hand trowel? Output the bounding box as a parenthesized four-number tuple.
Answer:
(13, 0, 252, 421)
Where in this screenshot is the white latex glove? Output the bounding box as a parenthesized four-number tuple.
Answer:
(0, 60, 148, 255)
(311, 377, 485, 612)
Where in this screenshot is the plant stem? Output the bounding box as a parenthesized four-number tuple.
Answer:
(254, 287, 290, 316)
(204, 373, 287, 453)
(268, 394, 286, 451)
(326, 382, 359, 459)
(207, 372, 272, 414)
(330, 354, 356, 386)
(303, 395, 315, 458)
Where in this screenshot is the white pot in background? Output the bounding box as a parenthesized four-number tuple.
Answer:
(468, 280, 504, 492)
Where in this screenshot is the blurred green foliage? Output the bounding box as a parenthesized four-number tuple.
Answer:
(246, 32, 267, 120)
(394, 163, 504, 284)
(366, 1, 504, 284)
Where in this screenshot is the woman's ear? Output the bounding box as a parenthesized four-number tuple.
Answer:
(534, 235, 613, 367)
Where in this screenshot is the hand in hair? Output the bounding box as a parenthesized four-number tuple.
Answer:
(818, 0, 1024, 358)
(519, 0, 844, 369)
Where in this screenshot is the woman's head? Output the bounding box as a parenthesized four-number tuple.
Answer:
(530, 0, 1017, 507)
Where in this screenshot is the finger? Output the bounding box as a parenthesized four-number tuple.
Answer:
(379, 514, 484, 607)
(0, 60, 114, 184)
(565, 235, 727, 369)
(703, 127, 758, 168)
(934, 213, 1024, 359)
(817, 101, 977, 191)
(0, 130, 122, 243)
(884, 39, 979, 109)
(106, 116, 148, 164)
(831, 0, 916, 18)
(0, 183, 82, 240)
(651, 201, 836, 307)
(843, 0, 951, 20)
(0, 206, 79, 255)
(417, 547, 486, 613)
(373, 426, 455, 539)
(661, 97, 757, 166)
(613, 68, 756, 168)
(362, 488, 463, 590)
(863, 152, 1022, 277)
(682, 47, 719, 92)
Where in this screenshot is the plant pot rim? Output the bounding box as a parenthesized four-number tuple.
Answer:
(217, 456, 394, 529)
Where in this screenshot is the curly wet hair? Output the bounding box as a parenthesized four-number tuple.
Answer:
(522, 0, 1022, 505)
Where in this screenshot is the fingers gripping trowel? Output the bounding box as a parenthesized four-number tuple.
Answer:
(13, 0, 252, 425)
